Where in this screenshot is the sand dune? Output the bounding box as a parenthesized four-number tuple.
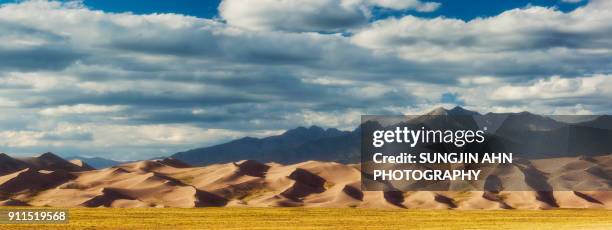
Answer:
(0, 153, 31, 175)
(70, 159, 94, 169)
(17, 152, 94, 172)
(0, 153, 609, 209)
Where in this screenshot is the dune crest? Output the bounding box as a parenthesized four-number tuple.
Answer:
(0, 153, 609, 209)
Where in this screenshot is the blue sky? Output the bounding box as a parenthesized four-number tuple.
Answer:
(0, 0, 609, 160)
(1, 0, 588, 20)
(88, 0, 583, 20)
(374, 0, 588, 20)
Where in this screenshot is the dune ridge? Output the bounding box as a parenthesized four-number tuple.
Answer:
(0, 153, 609, 209)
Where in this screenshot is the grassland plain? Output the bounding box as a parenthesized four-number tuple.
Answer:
(0, 207, 610, 230)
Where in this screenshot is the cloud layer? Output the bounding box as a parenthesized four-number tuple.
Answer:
(219, 0, 440, 32)
(0, 0, 610, 160)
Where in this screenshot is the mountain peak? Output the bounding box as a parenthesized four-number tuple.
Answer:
(426, 106, 479, 116)
(448, 106, 480, 115)
(69, 159, 93, 169)
(0, 153, 12, 159)
(307, 125, 325, 132)
(38, 152, 63, 160)
(283, 125, 325, 136)
(68, 156, 124, 169)
(427, 107, 449, 115)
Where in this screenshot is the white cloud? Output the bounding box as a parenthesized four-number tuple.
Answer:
(561, 0, 583, 3)
(219, 0, 440, 32)
(286, 109, 362, 130)
(446, 74, 612, 116)
(0, 72, 70, 91)
(550, 104, 593, 115)
(219, 0, 368, 32)
(458, 76, 501, 86)
(0, 123, 91, 148)
(0, 97, 18, 108)
(352, 0, 612, 62)
(368, 0, 440, 12)
(39, 104, 126, 116)
(490, 75, 612, 101)
(0, 122, 263, 160)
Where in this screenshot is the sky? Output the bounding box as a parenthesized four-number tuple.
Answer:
(21, 0, 588, 21)
(0, 0, 610, 160)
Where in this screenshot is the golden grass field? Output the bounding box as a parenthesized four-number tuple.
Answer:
(0, 207, 610, 229)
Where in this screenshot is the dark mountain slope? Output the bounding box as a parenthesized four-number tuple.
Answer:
(173, 126, 350, 165)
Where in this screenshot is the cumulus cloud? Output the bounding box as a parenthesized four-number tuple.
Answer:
(491, 75, 612, 101)
(561, 0, 583, 3)
(219, 0, 367, 32)
(368, 0, 440, 12)
(0, 122, 265, 160)
(0, 0, 610, 159)
(0, 23, 82, 71)
(352, 0, 612, 61)
(451, 75, 612, 115)
(39, 104, 126, 116)
(219, 0, 440, 32)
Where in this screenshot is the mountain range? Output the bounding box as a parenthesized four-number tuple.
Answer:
(67, 156, 125, 169)
(172, 106, 612, 166)
(0, 152, 93, 175)
(172, 126, 359, 165)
